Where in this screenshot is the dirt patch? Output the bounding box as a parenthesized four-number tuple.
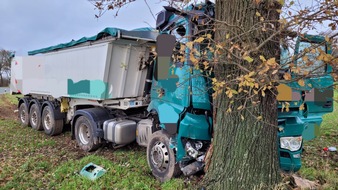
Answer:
(0, 95, 18, 120)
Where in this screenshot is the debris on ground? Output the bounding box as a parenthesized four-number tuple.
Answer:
(80, 163, 106, 180)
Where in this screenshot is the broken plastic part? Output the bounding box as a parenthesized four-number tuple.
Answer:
(80, 162, 106, 180)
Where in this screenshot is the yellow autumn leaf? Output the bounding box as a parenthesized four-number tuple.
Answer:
(298, 79, 305, 86)
(216, 44, 223, 50)
(256, 12, 261, 17)
(279, 18, 287, 25)
(203, 61, 209, 69)
(190, 54, 199, 65)
(285, 102, 290, 112)
(272, 69, 278, 74)
(226, 33, 230, 39)
(237, 105, 243, 110)
(186, 41, 193, 49)
(259, 55, 266, 62)
(195, 37, 204, 43)
(180, 44, 186, 51)
(325, 36, 330, 42)
(283, 72, 291, 80)
(302, 55, 309, 62)
(257, 116, 263, 120)
(226, 89, 233, 98)
(243, 56, 254, 63)
(241, 115, 245, 120)
(278, 0, 284, 5)
(261, 90, 265, 97)
(266, 57, 277, 66)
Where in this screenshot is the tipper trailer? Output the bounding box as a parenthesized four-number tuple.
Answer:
(11, 2, 334, 182)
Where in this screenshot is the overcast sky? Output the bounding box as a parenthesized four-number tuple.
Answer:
(0, 0, 330, 56)
(0, 0, 166, 56)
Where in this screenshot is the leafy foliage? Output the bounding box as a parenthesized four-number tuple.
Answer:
(0, 49, 14, 86)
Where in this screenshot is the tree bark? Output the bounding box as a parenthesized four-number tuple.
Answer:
(0, 74, 3, 87)
(203, 0, 282, 189)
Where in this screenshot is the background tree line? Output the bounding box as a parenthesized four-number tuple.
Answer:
(0, 49, 14, 87)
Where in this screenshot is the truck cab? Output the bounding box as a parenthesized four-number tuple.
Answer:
(146, 2, 334, 181)
(277, 34, 334, 171)
(145, 3, 214, 181)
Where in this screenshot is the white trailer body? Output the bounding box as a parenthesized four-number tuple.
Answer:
(12, 28, 158, 163)
(11, 38, 154, 102)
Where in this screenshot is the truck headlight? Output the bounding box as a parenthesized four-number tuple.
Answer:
(280, 136, 302, 151)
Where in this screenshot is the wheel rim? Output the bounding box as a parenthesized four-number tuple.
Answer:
(20, 109, 26, 123)
(78, 123, 90, 145)
(150, 141, 170, 172)
(44, 111, 52, 130)
(31, 110, 38, 126)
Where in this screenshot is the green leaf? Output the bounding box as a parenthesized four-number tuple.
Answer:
(243, 56, 254, 63)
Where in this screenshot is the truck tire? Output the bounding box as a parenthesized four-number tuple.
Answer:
(19, 103, 30, 127)
(75, 116, 101, 152)
(147, 130, 181, 182)
(42, 105, 63, 136)
(29, 104, 43, 131)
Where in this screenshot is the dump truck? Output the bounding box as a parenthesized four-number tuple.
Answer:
(10, 2, 334, 182)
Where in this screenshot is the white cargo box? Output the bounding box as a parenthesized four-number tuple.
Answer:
(11, 36, 155, 101)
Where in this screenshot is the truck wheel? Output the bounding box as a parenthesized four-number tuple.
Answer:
(29, 104, 43, 130)
(75, 116, 101, 152)
(42, 106, 63, 136)
(19, 103, 30, 127)
(147, 130, 181, 182)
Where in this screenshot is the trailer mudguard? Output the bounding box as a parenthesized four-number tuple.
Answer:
(41, 101, 66, 120)
(18, 97, 30, 109)
(29, 99, 42, 113)
(71, 108, 112, 139)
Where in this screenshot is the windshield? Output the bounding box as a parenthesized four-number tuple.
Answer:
(297, 41, 326, 75)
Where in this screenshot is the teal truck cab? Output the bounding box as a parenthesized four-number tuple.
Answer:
(148, 2, 334, 181)
(277, 34, 334, 171)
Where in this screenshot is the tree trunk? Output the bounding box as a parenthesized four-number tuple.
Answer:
(0, 74, 3, 87)
(203, 0, 282, 189)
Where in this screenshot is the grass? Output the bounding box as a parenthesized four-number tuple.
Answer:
(0, 93, 21, 105)
(299, 90, 338, 189)
(0, 95, 188, 190)
(0, 121, 187, 189)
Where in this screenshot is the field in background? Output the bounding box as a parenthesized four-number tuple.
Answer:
(0, 92, 337, 189)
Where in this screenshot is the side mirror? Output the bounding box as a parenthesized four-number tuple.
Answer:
(155, 34, 176, 81)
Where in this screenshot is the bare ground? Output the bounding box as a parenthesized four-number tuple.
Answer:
(0, 95, 17, 120)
